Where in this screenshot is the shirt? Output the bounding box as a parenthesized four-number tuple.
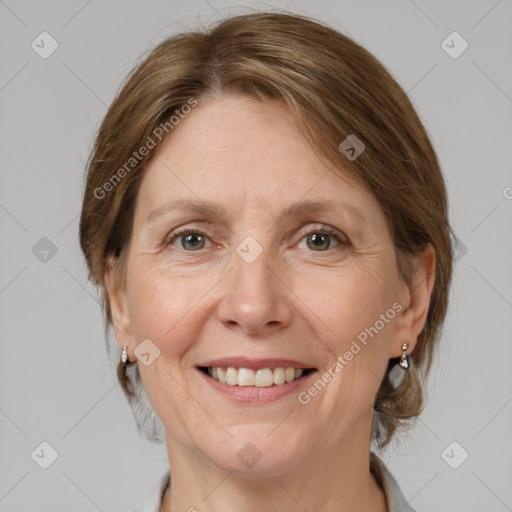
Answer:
(127, 453, 415, 512)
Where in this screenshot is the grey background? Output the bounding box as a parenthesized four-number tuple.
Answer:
(1, 0, 511, 510)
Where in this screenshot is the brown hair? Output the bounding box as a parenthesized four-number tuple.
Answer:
(79, 11, 454, 449)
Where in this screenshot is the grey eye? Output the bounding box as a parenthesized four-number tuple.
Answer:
(179, 233, 207, 250)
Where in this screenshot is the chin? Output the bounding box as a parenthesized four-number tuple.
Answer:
(199, 425, 308, 477)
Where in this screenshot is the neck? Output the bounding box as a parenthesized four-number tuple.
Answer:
(160, 418, 387, 512)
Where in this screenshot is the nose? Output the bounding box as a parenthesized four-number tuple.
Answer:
(216, 245, 293, 337)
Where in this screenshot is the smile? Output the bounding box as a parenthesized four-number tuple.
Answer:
(199, 366, 315, 387)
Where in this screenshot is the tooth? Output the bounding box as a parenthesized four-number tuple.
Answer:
(226, 367, 238, 386)
(217, 367, 227, 384)
(238, 368, 255, 386)
(209, 366, 306, 386)
(273, 367, 286, 385)
(255, 368, 274, 387)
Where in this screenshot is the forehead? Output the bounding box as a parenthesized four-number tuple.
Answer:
(134, 95, 382, 227)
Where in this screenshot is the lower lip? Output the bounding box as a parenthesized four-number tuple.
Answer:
(197, 368, 317, 403)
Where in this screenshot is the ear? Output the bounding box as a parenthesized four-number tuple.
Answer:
(390, 244, 436, 358)
(104, 253, 133, 352)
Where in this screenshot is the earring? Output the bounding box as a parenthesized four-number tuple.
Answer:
(121, 346, 129, 367)
(399, 342, 410, 369)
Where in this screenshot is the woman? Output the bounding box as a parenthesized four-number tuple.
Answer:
(79, 11, 453, 512)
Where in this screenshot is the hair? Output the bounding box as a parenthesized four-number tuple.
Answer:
(79, 11, 455, 450)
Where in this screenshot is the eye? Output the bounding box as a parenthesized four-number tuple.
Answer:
(298, 226, 348, 252)
(163, 225, 349, 253)
(165, 229, 212, 251)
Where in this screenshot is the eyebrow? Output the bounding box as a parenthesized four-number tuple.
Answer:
(144, 198, 367, 228)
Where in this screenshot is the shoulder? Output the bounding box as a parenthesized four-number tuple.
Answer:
(125, 470, 170, 512)
(371, 452, 417, 512)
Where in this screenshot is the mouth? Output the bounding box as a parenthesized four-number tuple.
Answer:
(195, 357, 318, 403)
(198, 365, 317, 387)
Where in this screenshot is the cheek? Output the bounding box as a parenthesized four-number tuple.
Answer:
(293, 264, 395, 351)
(125, 263, 213, 434)
(127, 261, 207, 350)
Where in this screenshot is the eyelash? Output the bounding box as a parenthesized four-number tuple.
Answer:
(163, 225, 349, 253)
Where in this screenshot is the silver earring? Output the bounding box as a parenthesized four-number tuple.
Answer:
(121, 346, 129, 367)
(399, 342, 410, 369)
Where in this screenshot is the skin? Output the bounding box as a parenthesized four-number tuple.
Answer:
(105, 94, 435, 512)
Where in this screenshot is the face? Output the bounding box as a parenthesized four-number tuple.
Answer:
(107, 94, 424, 475)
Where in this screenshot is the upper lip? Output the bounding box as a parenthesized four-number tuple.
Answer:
(198, 357, 316, 370)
